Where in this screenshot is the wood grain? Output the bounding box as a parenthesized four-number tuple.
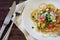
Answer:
(0, 0, 26, 40)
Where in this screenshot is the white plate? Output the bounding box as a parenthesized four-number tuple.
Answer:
(22, 0, 60, 40)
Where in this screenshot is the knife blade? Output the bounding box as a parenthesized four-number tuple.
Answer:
(0, 1, 16, 38)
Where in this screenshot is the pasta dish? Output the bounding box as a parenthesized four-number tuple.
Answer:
(31, 4, 60, 36)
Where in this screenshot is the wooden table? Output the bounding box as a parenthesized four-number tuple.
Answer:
(0, 0, 26, 40)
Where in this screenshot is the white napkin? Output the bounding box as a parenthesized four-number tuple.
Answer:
(14, 1, 37, 40)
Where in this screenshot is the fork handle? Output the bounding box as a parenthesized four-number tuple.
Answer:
(2, 22, 13, 40)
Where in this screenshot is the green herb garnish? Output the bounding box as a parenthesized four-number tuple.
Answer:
(56, 8, 60, 11)
(32, 16, 34, 18)
(34, 19, 39, 23)
(45, 12, 51, 22)
(47, 6, 51, 10)
(37, 26, 41, 29)
(40, 10, 45, 13)
(37, 24, 41, 29)
(45, 12, 56, 24)
(32, 26, 34, 29)
(41, 23, 47, 29)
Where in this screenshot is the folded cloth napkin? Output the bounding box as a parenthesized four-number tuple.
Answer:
(14, 1, 37, 40)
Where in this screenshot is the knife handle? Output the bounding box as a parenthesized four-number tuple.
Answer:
(0, 24, 7, 38)
(2, 22, 13, 40)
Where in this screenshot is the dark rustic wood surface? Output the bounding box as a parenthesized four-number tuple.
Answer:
(0, 0, 26, 40)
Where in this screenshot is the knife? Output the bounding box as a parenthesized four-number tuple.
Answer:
(0, 1, 16, 38)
